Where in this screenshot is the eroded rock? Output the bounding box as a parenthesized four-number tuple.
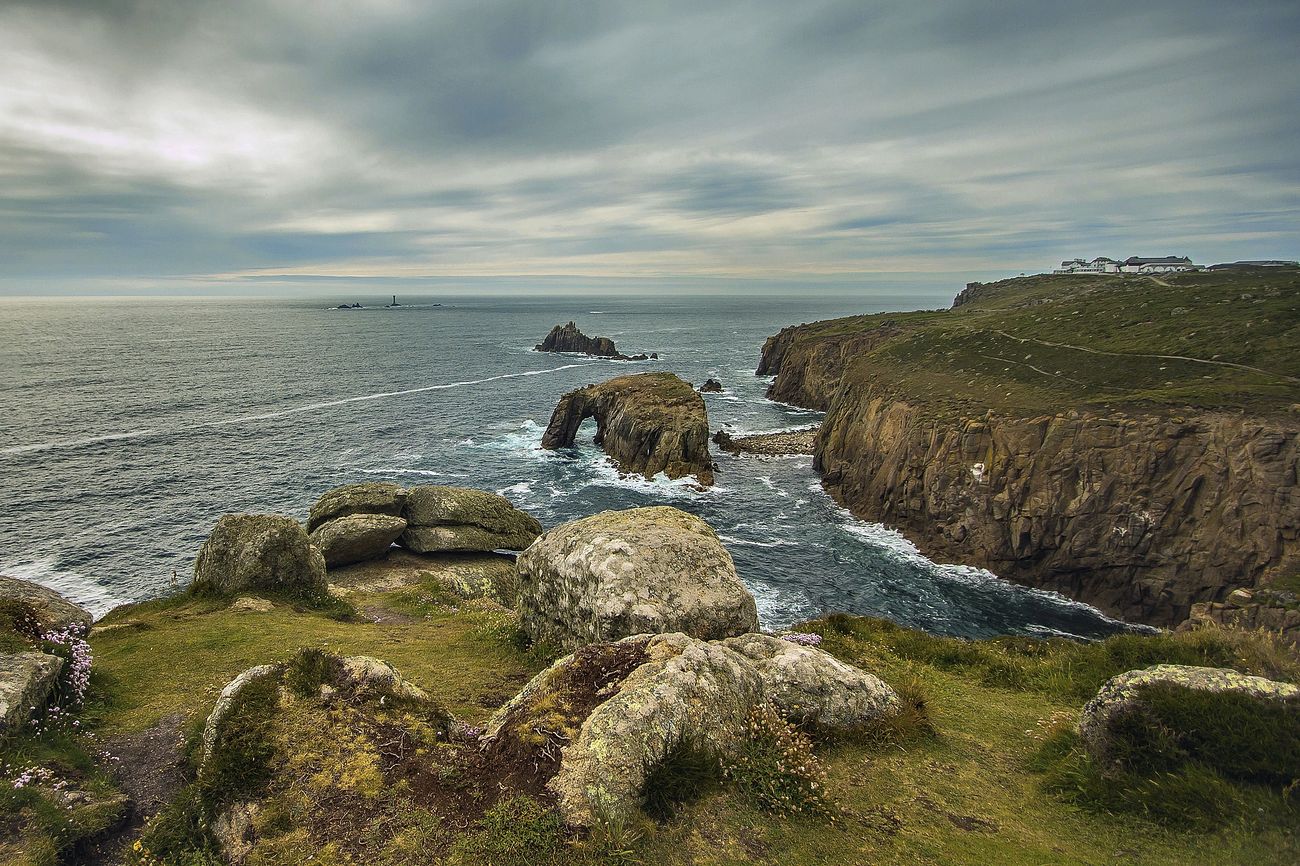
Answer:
(516, 506, 758, 650)
(306, 482, 408, 533)
(399, 485, 542, 553)
(540, 372, 714, 485)
(721, 632, 901, 729)
(191, 515, 327, 600)
(310, 513, 407, 568)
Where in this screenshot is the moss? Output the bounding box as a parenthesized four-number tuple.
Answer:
(447, 795, 564, 866)
(1104, 683, 1300, 784)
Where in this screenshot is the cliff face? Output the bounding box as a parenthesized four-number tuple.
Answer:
(541, 372, 714, 485)
(758, 269, 1300, 627)
(811, 385, 1300, 625)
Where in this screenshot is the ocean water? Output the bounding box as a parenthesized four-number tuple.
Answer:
(0, 292, 1136, 639)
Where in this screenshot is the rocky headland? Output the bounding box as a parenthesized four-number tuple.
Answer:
(534, 321, 658, 361)
(541, 371, 715, 485)
(3, 478, 1299, 864)
(757, 268, 1300, 627)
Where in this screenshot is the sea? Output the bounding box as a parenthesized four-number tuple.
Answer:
(0, 292, 1138, 639)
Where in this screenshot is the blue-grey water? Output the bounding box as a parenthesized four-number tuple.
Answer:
(0, 293, 1134, 639)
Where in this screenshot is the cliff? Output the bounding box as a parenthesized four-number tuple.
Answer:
(760, 268, 1300, 626)
(541, 371, 714, 485)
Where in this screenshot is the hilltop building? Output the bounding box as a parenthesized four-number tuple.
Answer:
(1054, 255, 1198, 275)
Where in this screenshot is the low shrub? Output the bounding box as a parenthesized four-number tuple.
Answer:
(447, 795, 563, 866)
(722, 702, 837, 820)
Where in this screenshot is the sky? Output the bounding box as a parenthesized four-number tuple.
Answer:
(1, 0, 1297, 296)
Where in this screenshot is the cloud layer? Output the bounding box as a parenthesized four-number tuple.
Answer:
(2, 0, 1297, 293)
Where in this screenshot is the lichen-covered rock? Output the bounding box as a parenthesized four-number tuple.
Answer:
(191, 514, 327, 600)
(339, 655, 430, 702)
(0, 651, 64, 733)
(721, 632, 901, 729)
(399, 485, 542, 553)
(201, 664, 280, 762)
(212, 801, 260, 866)
(1078, 664, 1300, 763)
(546, 633, 765, 826)
(540, 372, 714, 485)
(306, 482, 408, 532)
(484, 630, 901, 827)
(309, 513, 407, 568)
(0, 575, 93, 634)
(516, 506, 758, 650)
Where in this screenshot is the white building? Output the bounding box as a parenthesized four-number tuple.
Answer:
(1054, 256, 1120, 274)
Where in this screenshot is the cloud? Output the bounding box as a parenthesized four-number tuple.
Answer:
(0, 0, 1297, 293)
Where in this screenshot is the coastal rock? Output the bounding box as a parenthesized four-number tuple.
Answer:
(190, 514, 327, 600)
(1178, 589, 1300, 652)
(306, 482, 407, 532)
(698, 378, 723, 393)
(484, 631, 902, 826)
(761, 309, 1300, 626)
(535, 321, 621, 357)
(399, 485, 542, 553)
(516, 506, 758, 650)
(720, 632, 901, 729)
(338, 655, 431, 702)
(0, 575, 94, 634)
(540, 372, 714, 485)
(0, 651, 64, 733)
(547, 633, 764, 826)
(712, 427, 818, 456)
(1078, 664, 1300, 767)
(309, 513, 407, 568)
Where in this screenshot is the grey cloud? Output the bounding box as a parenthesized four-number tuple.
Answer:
(0, 0, 1296, 292)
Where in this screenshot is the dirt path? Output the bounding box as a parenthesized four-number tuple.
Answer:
(988, 329, 1300, 384)
(81, 713, 189, 864)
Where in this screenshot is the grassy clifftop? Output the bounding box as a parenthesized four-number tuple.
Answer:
(762, 267, 1300, 421)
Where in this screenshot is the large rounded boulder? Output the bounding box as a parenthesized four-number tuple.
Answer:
(516, 506, 759, 651)
(309, 513, 407, 568)
(191, 514, 327, 600)
(399, 485, 542, 553)
(306, 482, 407, 533)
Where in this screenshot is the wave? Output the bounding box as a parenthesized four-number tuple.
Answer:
(717, 534, 799, 548)
(0, 556, 128, 620)
(1, 365, 590, 457)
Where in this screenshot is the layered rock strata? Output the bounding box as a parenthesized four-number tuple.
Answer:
(399, 485, 542, 553)
(541, 372, 714, 485)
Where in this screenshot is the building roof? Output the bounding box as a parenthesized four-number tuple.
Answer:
(1124, 256, 1192, 265)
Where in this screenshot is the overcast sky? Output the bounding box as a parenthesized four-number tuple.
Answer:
(1, 0, 1297, 295)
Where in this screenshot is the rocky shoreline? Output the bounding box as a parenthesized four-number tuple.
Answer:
(712, 426, 818, 456)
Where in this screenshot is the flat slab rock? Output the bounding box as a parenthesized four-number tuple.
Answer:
(517, 505, 758, 650)
(310, 513, 407, 568)
(399, 485, 542, 553)
(306, 482, 408, 533)
(0, 651, 64, 733)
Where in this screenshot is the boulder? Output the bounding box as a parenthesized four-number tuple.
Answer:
(1078, 664, 1300, 767)
(306, 482, 408, 533)
(484, 631, 902, 826)
(201, 664, 280, 762)
(547, 633, 764, 826)
(399, 485, 542, 553)
(540, 372, 714, 485)
(0, 575, 94, 634)
(516, 506, 758, 650)
(309, 513, 407, 568)
(0, 651, 64, 733)
(721, 632, 901, 729)
(698, 378, 723, 393)
(191, 515, 327, 600)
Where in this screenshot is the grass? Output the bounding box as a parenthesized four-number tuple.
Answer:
(7, 577, 1295, 865)
(767, 268, 1300, 421)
